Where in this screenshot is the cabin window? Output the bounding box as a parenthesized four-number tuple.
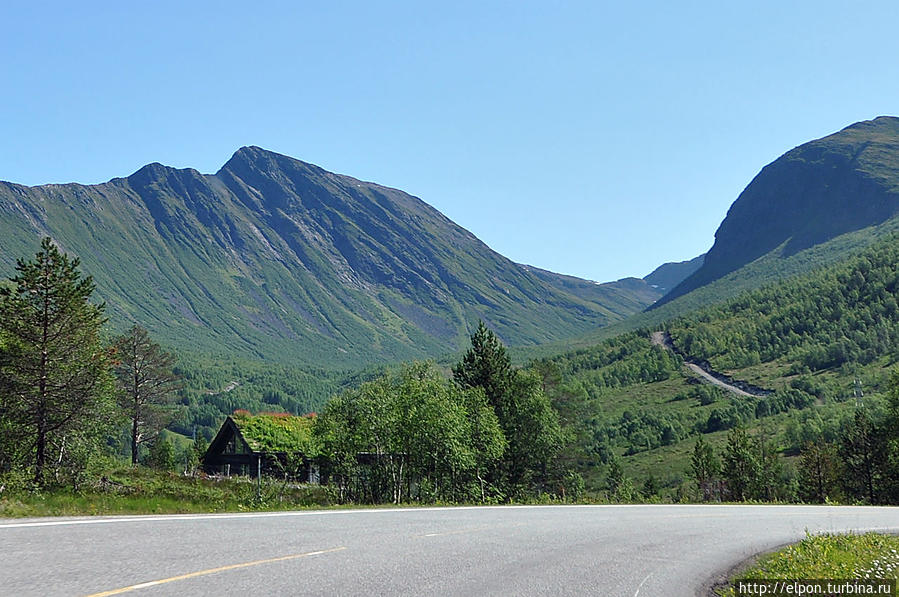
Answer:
(224, 433, 247, 455)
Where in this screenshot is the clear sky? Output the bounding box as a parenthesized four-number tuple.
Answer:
(2, 1, 897, 282)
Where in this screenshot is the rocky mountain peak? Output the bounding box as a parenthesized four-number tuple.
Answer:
(654, 116, 899, 308)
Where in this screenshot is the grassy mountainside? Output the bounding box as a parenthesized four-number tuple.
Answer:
(0, 147, 656, 368)
(536, 235, 899, 493)
(657, 116, 899, 307)
(517, 213, 899, 364)
(519, 264, 662, 318)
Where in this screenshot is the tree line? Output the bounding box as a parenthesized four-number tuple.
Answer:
(0, 239, 181, 487)
(314, 322, 578, 503)
(669, 238, 899, 373)
(689, 372, 899, 504)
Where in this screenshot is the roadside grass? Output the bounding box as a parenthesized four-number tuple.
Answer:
(0, 467, 335, 517)
(0, 467, 604, 517)
(716, 532, 899, 596)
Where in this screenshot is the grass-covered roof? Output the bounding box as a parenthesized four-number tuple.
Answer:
(230, 411, 316, 454)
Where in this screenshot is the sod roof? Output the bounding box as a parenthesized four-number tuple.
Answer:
(230, 411, 315, 454)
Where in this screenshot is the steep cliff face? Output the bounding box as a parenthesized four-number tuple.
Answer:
(642, 254, 705, 295)
(0, 147, 657, 367)
(656, 116, 899, 307)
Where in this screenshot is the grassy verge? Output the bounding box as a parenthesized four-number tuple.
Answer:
(0, 468, 597, 517)
(717, 532, 899, 596)
(0, 467, 335, 517)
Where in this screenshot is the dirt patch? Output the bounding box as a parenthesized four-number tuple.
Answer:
(650, 330, 667, 347)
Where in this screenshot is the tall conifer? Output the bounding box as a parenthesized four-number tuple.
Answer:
(0, 238, 114, 485)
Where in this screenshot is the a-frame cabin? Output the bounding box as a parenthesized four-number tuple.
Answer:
(203, 412, 319, 482)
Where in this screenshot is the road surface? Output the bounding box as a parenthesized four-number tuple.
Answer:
(683, 362, 759, 398)
(650, 331, 764, 398)
(2, 505, 898, 597)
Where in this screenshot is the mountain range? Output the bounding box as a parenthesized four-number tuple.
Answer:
(0, 147, 667, 367)
(3, 116, 898, 371)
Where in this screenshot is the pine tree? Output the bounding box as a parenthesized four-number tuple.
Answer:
(607, 452, 624, 495)
(884, 371, 899, 503)
(690, 435, 720, 501)
(605, 453, 635, 502)
(0, 238, 114, 485)
(453, 322, 561, 496)
(193, 434, 209, 465)
(642, 474, 660, 500)
(452, 321, 513, 413)
(754, 434, 784, 502)
(798, 441, 838, 503)
(146, 436, 177, 471)
(839, 409, 881, 504)
(182, 434, 209, 475)
(113, 325, 181, 464)
(722, 427, 759, 501)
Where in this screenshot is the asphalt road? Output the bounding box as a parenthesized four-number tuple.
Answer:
(2, 504, 898, 597)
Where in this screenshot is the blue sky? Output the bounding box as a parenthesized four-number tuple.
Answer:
(2, 1, 897, 282)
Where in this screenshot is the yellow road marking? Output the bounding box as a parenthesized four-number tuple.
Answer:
(84, 546, 347, 596)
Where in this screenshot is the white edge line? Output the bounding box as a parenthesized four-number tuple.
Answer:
(1, 504, 631, 529)
(634, 572, 652, 597)
(1, 503, 898, 530)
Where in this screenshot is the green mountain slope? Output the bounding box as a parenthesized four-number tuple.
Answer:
(0, 147, 655, 368)
(537, 234, 899, 493)
(656, 116, 899, 307)
(517, 215, 899, 367)
(518, 265, 662, 318)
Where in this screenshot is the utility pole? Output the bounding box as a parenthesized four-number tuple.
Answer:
(256, 454, 262, 500)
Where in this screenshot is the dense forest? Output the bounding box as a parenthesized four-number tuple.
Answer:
(315, 325, 573, 503)
(669, 238, 899, 372)
(168, 359, 357, 443)
(527, 235, 899, 502)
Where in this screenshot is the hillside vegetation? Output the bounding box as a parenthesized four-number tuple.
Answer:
(522, 214, 899, 362)
(537, 235, 899, 500)
(0, 147, 659, 369)
(669, 237, 899, 374)
(3, 229, 899, 511)
(5, 118, 899, 511)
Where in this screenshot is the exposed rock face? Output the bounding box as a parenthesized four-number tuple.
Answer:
(643, 254, 705, 295)
(656, 116, 899, 307)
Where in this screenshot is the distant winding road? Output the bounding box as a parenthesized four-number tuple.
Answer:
(651, 331, 767, 398)
(2, 505, 899, 596)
